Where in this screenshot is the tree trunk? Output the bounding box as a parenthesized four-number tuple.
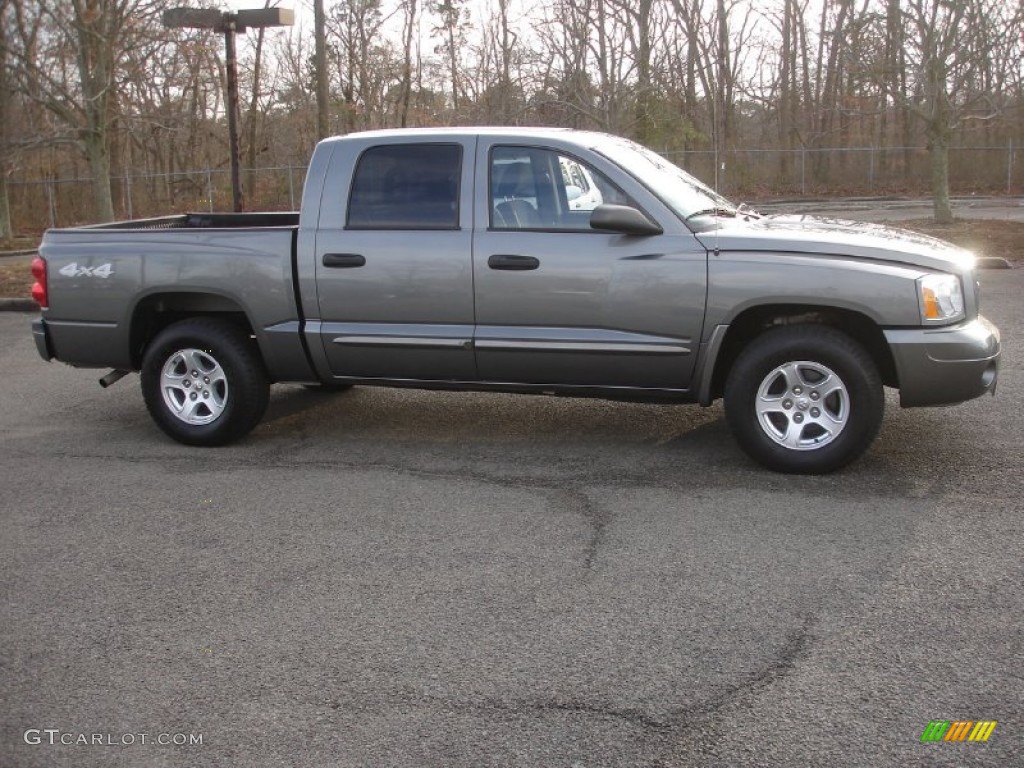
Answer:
(314, 0, 329, 140)
(0, 175, 11, 242)
(879, 0, 900, 177)
(0, 0, 11, 240)
(715, 0, 731, 191)
(816, 0, 851, 185)
(924, 29, 952, 223)
(400, 0, 417, 127)
(778, 0, 793, 180)
(497, 0, 512, 123)
(73, 0, 116, 222)
(247, 25, 267, 196)
(684, 13, 697, 149)
(83, 127, 115, 222)
(447, 13, 459, 112)
(596, 0, 612, 130)
(930, 133, 953, 223)
(633, 0, 654, 145)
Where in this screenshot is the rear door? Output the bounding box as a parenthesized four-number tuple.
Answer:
(473, 140, 708, 390)
(313, 138, 476, 381)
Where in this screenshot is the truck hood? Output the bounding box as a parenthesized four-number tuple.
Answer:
(694, 214, 975, 274)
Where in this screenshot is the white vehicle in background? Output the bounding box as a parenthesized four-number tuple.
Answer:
(561, 156, 603, 210)
(490, 153, 603, 220)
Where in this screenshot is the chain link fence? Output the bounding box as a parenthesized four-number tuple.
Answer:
(6, 144, 1020, 233)
(664, 145, 1020, 200)
(7, 165, 309, 233)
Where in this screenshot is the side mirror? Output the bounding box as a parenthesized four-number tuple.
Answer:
(590, 204, 663, 236)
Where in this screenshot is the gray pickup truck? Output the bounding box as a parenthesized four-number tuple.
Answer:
(31, 127, 1000, 473)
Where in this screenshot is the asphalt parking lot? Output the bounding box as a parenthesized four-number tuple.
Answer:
(1, 271, 1021, 767)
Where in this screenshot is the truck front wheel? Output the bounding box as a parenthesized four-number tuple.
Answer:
(141, 318, 269, 446)
(724, 325, 883, 474)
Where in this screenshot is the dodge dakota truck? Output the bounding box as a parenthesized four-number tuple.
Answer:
(30, 127, 1000, 473)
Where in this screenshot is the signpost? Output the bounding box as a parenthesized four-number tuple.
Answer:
(162, 7, 294, 212)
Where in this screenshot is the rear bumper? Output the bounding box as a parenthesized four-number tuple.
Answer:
(885, 316, 1000, 407)
(32, 317, 54, 361)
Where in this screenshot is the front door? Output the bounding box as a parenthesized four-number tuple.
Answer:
(472, 142, 707, 390)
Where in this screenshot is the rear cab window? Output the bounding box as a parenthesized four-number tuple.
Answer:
(347, 144, 462, 230)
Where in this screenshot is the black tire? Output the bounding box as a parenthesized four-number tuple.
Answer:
(724, 324, 883, 474)
(141, 317, 269, 446)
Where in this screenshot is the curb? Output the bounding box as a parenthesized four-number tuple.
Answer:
(0, 298, 38, 312)
(976, 257, 1014, 270)
(0, 249, 37, 259)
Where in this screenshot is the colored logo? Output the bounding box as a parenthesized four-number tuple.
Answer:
(920, 720, 997, 742)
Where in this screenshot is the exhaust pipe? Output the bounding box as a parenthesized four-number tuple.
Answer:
(99, 369, 130, 388)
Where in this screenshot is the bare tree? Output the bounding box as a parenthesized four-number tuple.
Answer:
(428, 0, 468, 115)
(10, 0, 141, 222)
(534, 0, 599, 128)
(3, 0, 1023, 231)
(610, 0, 655, 143)
(331, 0, 399, 131)
(7, 0, 164, 222)
(889, 0, 1019, 221)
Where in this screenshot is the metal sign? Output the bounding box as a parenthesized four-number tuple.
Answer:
(235, 8, 294, 29)
(162, 7, 294, 31)
(161, 7, 225, 29)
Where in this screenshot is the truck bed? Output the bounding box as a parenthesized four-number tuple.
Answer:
(69, 212, 300, 230)
(36, 217, 302, 375)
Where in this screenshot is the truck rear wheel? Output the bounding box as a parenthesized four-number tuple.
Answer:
(724, 325, 883, 474)
(141, 318, 269, 446)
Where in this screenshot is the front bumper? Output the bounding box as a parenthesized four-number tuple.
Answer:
(32, 317, 54, 361)
(885, 316, 1000, 407)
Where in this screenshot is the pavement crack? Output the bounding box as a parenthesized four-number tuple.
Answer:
(441, 696, 672, 732)
(505, 699, 672, 731)
(548, 488, 610, 569)
(407, 620, 813, 746)
(677, 616, 814, 723)
(12, 446, 957, 503)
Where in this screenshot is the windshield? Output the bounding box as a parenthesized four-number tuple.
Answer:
(594, 137, 736, 223)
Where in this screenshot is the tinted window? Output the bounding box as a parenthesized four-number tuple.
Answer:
(490, 146, 634, 231)
(347, 144, 461, 229)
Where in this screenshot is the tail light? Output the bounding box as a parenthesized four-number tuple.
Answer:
(31, 256, 48, 308)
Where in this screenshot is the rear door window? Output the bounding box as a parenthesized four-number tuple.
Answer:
(347, 144, 461, 229)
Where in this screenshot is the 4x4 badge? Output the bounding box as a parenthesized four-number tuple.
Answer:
(58, 262, 113, 278)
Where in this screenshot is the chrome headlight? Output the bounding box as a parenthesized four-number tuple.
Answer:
(918, 273, 965, 323)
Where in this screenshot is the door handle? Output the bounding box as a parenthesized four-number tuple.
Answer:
(488, 254, 540, 271)
(323, 253, 366, 268)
